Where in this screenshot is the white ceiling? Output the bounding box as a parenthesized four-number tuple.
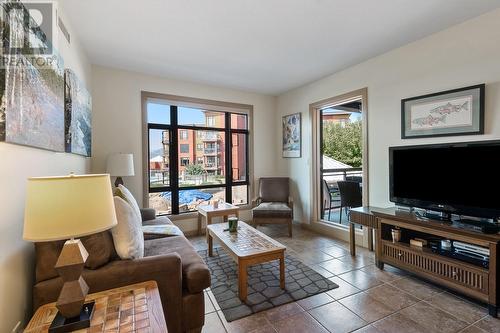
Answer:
(60, 0, 500, 95)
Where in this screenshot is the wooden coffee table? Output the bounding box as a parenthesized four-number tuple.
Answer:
(207, 221, 286, 301)
(197, 202, 240, 236)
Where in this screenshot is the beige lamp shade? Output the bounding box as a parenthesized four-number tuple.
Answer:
(106, 153, 135, 177)
(23, 174, 118, 242)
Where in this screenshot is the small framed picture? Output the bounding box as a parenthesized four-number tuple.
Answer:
(282, 113, 301, 158)
(401, 84, 485, 139)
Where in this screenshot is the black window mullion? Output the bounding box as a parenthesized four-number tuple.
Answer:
(225, 113, 232, 203)
(177, 124, 225, 132)
(170, 106, 179, 215)
(147, 105, 250, 215)
(149, 123, 171, 130)
(149, 186, 172, 193)
(229, 129, 249, 135)
(245, 132, 250, 186)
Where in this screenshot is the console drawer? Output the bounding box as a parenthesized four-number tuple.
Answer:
(381, 240, 489, 296)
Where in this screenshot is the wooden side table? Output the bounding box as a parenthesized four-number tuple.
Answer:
(25, 281, 167, 332)
(349, 206, 379, 256)
(197, 202, 240, 236)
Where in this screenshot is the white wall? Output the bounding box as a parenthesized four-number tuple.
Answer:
(276, 9, 500, 224)
(0, 3, 91, 331)
(91, 66, 277, 231)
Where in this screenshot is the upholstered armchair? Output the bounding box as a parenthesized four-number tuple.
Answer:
(252, 177, 294, 236)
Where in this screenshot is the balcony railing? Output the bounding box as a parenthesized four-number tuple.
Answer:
(203, 148, 219, 155)
(204, 163, 220, 169)
(203, 132, 219, 141)
(322, 167, 362, 185)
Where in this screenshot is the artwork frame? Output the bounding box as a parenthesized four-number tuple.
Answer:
(64, 69, 92, 157)
(401, 84, 485, 139)
(282, 112, 301, 158)
(0, 1, 65, 152)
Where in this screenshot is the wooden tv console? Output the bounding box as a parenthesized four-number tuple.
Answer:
(353, 207, 499, 317)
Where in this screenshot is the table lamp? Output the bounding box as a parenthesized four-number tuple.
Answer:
(23, 174, 117, 332)
(106, 153, 135, 187)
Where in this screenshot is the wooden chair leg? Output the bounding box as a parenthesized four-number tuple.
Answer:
(288, 219, 292, 237)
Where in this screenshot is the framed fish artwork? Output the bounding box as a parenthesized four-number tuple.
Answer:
(401, 84, 484, 139)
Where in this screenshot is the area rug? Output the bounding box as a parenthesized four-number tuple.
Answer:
(199, 248, 339, 322)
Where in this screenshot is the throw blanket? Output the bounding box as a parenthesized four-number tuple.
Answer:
(142, 224, 184, 236)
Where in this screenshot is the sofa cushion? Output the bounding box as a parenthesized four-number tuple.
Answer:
(82, 231, 116, 269)
(145, 236, 210, 293)
(140, 208, 157, 222)
(111, 196, 144, 259)
(252, 202, 292, 218)
(115, 185, 142, 221)
(34, 231, 115, 283)
(142, 215, 174, 226)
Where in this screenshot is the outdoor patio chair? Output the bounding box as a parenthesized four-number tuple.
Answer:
(337, 180, 362, 224)
(323, 180, 341, 221)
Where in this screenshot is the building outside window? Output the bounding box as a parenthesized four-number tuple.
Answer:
(145, 94, 250, 215)
(206, 116, 215, 127)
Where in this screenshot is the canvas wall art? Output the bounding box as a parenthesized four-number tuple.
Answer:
(0, 2, 65, 151)
(282, 113, 301, 158)
(64, 69, 92, 156)
(401, 84, 484, 139)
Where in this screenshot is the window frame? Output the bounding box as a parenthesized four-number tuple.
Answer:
(179, 143, 190, 153)
(142, 92, 253, 216)
(179, 130, 188, 140)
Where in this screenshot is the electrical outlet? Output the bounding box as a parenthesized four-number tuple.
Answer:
(11, 321, 21, 333)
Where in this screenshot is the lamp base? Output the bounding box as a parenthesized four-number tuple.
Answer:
(49, 301, 95, 333)
(114, 176, 124, 187)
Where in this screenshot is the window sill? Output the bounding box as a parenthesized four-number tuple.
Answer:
(157, 204, 253, 221)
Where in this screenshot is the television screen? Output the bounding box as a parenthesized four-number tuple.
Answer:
(390, 141, 500, 218)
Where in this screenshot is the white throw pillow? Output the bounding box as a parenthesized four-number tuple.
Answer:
(117, 184, 142, 222)
(111, 196, 144, 259)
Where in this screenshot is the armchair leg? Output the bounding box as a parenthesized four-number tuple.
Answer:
(288, 220, 293, 237)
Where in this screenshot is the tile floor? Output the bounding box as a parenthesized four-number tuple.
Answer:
(188, 224, 499, 333)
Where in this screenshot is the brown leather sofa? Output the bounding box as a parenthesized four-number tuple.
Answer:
(32, 209, 210, 333)
(252, 177, 294, 236)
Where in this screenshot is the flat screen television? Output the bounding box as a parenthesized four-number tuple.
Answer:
(389, 140, 500, 219)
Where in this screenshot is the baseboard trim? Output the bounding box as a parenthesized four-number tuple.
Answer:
(300, 221, 367, 248)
